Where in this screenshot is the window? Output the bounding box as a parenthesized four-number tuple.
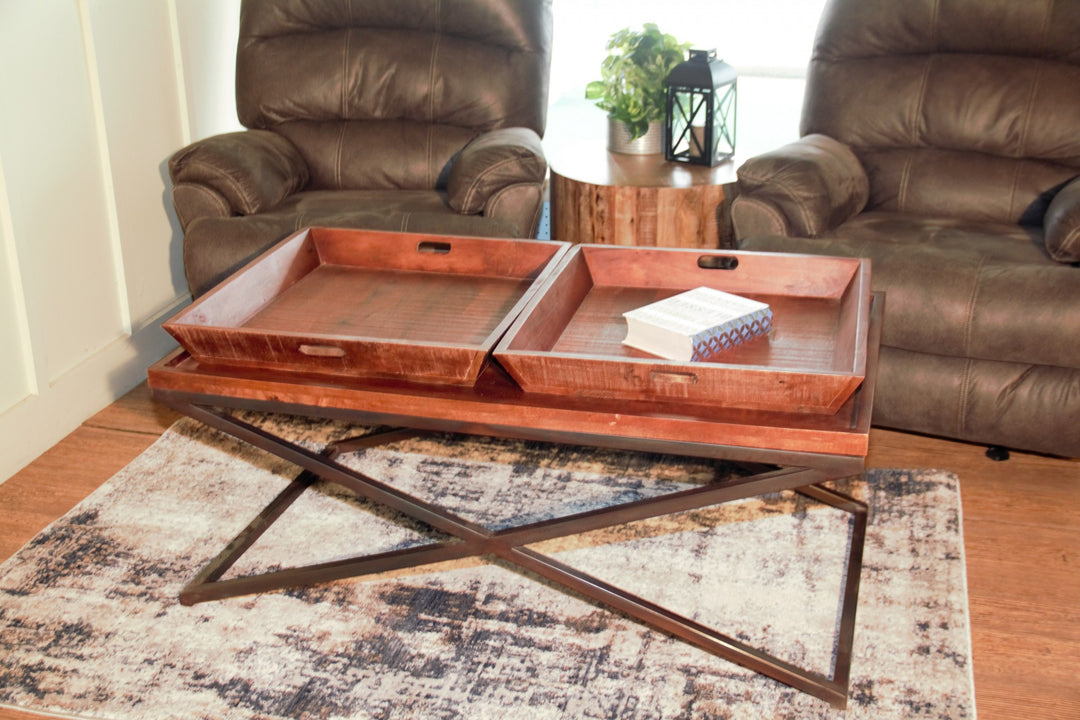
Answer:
(548, 0, 828, 156)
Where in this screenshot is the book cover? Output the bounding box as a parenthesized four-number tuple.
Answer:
(622, 286, 772, 362)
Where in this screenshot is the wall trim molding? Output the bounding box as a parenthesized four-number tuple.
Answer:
(0, 293, 189, 483)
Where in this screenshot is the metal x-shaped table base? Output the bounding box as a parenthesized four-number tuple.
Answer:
(171, 402, 867, 709)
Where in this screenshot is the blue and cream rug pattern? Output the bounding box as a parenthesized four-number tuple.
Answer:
(0, 415, 975, 719)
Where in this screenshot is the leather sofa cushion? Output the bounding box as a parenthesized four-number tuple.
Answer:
(802, 0, 1080, 225)
(809, 0, 1080, 60)
(857, 148, 1080, 226)
(235, 0, 552, 192)
(275, 120, 476, 191)
(237, 7, 550, 133)
(740, 213, 1079, 370)
(874, 346, 1080, 458)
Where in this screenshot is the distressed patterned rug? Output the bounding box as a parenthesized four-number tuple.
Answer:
(0, 415, 975, 719)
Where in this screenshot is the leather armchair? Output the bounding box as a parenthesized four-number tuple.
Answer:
(169, 0, 553, 297)
(731, 0, 1080, 457)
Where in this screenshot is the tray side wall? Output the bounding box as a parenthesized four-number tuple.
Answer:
(164, 228, 570, 386)
(495, 245, 872, 414)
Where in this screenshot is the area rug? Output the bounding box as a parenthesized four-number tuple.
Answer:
(0, 414, 975, 719)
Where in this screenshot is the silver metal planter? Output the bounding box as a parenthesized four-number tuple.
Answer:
(608, 118, 662, 155)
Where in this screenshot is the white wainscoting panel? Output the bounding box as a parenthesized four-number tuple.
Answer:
(0, 0, 240, 482)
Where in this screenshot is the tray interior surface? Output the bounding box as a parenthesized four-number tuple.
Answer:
(165, 228, 571, 385)
(552, 286, 850, 372)
(242, 265, 531, 346)
(502, 246, 866, 375)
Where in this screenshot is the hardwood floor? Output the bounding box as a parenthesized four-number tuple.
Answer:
(1, 382, 1077, 719)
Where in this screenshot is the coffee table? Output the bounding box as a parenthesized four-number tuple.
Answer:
(147, 291, 881, 709)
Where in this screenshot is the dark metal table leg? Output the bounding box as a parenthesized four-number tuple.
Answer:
(169, 400, 865, 708)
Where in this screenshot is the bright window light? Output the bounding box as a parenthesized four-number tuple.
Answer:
(548, 0, 828, 155)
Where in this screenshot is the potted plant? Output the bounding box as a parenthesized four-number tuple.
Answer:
(585, 24, 691, 154)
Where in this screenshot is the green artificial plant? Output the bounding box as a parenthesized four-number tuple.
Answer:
(585, 24, 691, 140)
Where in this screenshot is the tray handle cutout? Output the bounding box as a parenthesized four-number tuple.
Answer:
(697, 254, 739, 270)
(417, 240, 452, 255)
(650, 370, 698, 385)
(299, 344, 347, 358)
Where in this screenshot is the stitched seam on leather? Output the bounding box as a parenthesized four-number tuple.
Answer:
(175, 185, 230, 229)
(338, 17, 352, 189)
(761, 177, 815, 235)
(461, 156, 522, 213)
(732, 197, 789, 238)
(489, 185, 543, 237)
(1010, 65, 1044, 219)
(1042, 0, 1056, 47)
(427, 2, 441, 187)
(1060, 225, 1080, 259)
(183, 160, 253, 214)
(334, 124, 348, 190)
(924, 0, 940, 142)
(901, 57, 934, 212)
(956, 358, 973, 434)
(486, 182, 534, 215)
(961, 254, 987, 359)
(340, 10, 351, 120)
(744, 197, 788, 236)
(896, 155, 913, 213)
(195, 184, 230, 216)
(484, 185, 510, 217)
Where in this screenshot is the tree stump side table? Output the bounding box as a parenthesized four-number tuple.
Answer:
(546, 112, 739, 248)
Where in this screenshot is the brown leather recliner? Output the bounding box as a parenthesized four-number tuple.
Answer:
(169, 0, 553, 297)
(731, 0, 1080, 457)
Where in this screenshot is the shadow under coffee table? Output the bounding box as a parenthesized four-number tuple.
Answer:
(147, 292, 882, 709)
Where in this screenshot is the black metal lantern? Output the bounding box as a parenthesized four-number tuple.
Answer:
(664, 49, 737, 167)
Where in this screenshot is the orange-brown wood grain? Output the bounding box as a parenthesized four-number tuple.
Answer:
(163, 228, 570, 385)
(551, 169, 725, 248)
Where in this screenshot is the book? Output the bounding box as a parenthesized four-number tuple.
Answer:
(622, 286, 772, 362)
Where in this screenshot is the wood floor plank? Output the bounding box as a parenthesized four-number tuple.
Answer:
(866, 431, 1080, 720)
(0, 425, 164, 562)
(84, 382, 182, 434)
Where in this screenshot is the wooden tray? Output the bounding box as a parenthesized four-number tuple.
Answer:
(164, 227, 569, 385)
(494, 245, 871, 414)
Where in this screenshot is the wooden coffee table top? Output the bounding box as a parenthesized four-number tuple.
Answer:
(148, 293, 881, 469)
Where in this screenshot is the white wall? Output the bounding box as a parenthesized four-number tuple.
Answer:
(0, 0, 240, 482)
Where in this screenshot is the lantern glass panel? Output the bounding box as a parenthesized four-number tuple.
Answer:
(664, 49, 737, 166)
(669, 88, 712, 160)
(711, 83, 737, 162)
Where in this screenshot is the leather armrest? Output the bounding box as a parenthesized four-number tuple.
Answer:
(1044, 176, 1080, 263)
(734, 134, 869, 237)
(168, 130, 309, 219)
(447, 128, 547, 215)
